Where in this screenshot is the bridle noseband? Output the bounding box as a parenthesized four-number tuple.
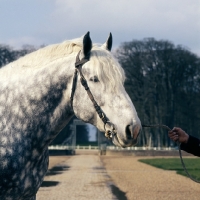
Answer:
(70, 51, 117, 139)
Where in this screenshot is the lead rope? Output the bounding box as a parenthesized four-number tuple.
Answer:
(142, 124, 200, 183)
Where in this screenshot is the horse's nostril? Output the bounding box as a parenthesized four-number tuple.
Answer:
(125, 125, 132, 139)
(125, 124, 140, 140)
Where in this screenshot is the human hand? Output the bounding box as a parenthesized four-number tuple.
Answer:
(168, 127, 189, 143)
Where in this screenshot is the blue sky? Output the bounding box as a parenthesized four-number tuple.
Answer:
(0, 0, 200, 55)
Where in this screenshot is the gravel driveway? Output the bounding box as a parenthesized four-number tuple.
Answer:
(101, 156, 200, 200)
(37, 154, 200, 200)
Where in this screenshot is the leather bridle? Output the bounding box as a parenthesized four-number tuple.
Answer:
(71, 50, 199, 183)
(70, 50, 117, 139)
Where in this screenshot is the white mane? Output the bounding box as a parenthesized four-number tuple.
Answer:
(6, 37, 83, 68)
(4, 37, 125, 92)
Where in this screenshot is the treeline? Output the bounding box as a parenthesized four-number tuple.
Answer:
(116, 38, 200, 147)
(0, 44, 36, 67)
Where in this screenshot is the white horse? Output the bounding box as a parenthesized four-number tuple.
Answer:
(0, 32, 141, 199)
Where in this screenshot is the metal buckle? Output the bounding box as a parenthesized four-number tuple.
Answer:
(104, 121, 117, 139)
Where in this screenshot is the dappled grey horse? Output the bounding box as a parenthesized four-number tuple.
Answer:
(0, 32, 141, 199)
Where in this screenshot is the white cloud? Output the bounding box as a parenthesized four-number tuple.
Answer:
(47, 0, 200, 52)
(0, 0, 199, 55)
(5, 37, 44, 50)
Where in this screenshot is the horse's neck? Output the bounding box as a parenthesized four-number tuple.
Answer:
(2, 57, 75, 144)
(32, 60, 75, 140)
(44, 67, 74, 138)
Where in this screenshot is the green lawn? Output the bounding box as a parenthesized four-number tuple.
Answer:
(139, 158, 200, 181)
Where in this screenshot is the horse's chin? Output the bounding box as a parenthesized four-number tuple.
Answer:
(112, 134, 138, 148)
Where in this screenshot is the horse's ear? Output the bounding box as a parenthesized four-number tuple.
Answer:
(101, 32, 112, 51)
(82, 31, 92, 58)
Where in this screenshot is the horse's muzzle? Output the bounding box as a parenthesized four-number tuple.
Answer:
(112, 124, 141, 148)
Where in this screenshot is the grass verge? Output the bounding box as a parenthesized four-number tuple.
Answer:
(138, 158, 200, 181)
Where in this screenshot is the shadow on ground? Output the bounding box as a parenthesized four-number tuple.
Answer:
(41, 165, 70, 187)
(110, 184, 128, 200)
(93, 166, 127, 200)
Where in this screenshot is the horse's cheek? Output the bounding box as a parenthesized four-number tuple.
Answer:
(73, 92, 93, 121)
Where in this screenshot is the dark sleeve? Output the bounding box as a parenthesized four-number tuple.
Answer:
(181, 135, 200, 157)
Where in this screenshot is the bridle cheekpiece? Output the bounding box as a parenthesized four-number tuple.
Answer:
(70, 51, 117, 139)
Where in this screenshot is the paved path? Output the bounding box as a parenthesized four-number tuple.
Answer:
(37, 155, 116, 200)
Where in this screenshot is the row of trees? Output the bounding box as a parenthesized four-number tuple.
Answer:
(0, 44, 36, 67)
(116, 38, 200, 147)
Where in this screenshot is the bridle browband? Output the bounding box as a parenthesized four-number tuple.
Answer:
(70, 50, 117, 139)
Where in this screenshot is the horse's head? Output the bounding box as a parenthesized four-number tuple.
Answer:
(72, 32, 141, 148)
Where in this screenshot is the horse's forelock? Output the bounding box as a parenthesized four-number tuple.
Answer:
(89, 49, 125, 93)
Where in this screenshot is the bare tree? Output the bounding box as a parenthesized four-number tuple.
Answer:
(116, 38, 200, 147)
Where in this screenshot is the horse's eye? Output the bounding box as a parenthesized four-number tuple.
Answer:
(89, 76, 99, 82)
